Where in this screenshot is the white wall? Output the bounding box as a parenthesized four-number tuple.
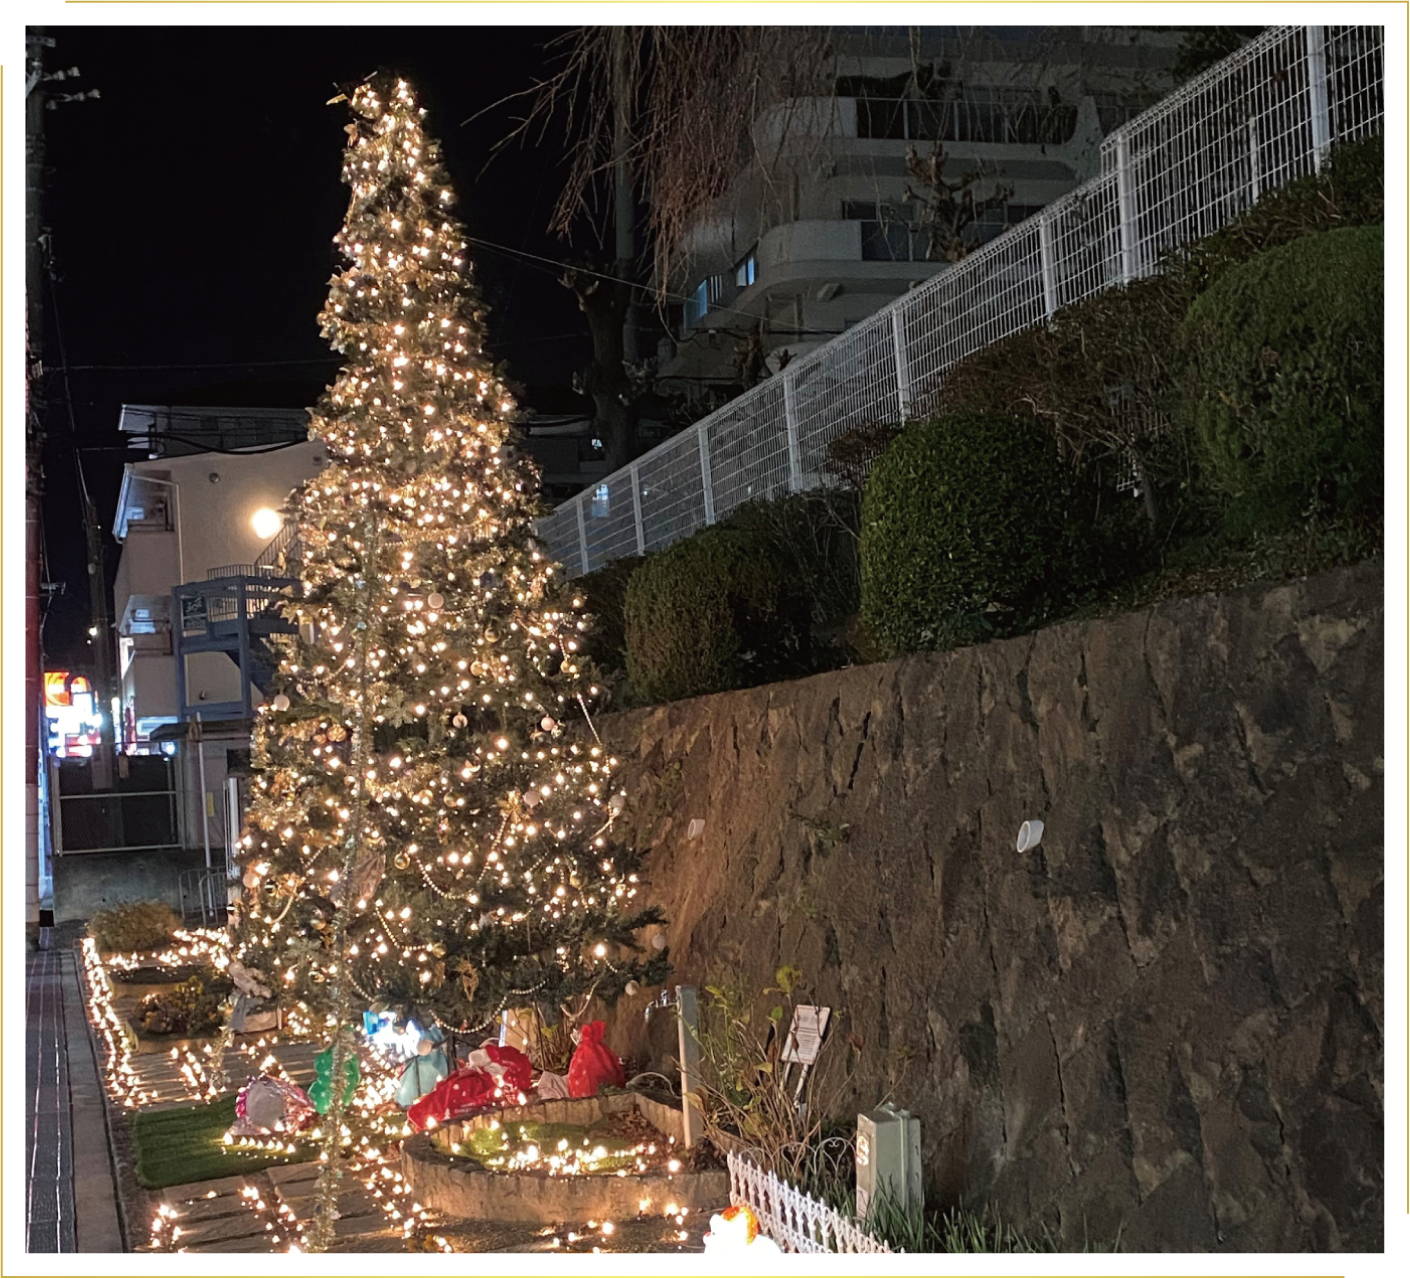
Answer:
(153, 439, 328, 578)
(115, 439, 327, 736)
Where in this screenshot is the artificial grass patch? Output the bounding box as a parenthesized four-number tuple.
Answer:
(131, 1094, 315, 1189)
(433, 1113, 678, 1176)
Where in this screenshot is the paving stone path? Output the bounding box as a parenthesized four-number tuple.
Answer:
(67, 947, 716, 1257)
(137, 1163, 407, 1254)
(24, 939, 125, 1253)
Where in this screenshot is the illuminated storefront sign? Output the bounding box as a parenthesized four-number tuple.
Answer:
(44, 670, 103, 758)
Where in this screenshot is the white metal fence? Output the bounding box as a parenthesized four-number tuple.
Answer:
(537, 25, 1383, 577)
(726, 1151, 893, 1254)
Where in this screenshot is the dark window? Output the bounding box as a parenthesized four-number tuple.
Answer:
(861, 221, 915, 261)
(850, 86, 1079, 146)
(961, 202, 1050, 247)
(855, 96, 908, 139)
(846, 201, 922, 262)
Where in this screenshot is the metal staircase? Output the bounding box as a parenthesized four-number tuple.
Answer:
(171, 527, 302, 721)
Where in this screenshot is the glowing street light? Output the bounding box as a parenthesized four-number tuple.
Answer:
(252, 507, 283, 539)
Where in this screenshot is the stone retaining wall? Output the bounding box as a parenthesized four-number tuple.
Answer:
(596, 564, 1384, 1251)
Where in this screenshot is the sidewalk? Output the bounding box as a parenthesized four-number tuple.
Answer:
(28, 931, 715, 1256)
(24, 931, 126, 1253)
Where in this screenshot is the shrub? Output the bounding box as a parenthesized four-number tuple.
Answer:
(822, 421, 904, 491)
(860, 413, 1089, 654)
(624, 526, 811, 702)
(576, 554, 644, 675)
(935, 135, 1383, 532)
(937, 275, 1191, 526)
(1178, 224, 1383, 532)
(138, 970, 233, 1037)
(722, 490, 861, 629)
(693, 965, 859, 1186)
(88, 900, 182, 952)
(1170, 134, 1383, 297)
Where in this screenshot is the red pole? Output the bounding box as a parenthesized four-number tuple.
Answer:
(26, 454, 43, 934)
(26, 33, 48, 937)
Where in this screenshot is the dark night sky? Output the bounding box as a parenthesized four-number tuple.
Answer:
(36, 25, 596, 665)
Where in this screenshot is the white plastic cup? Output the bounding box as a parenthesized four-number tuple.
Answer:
(1016, 819, 1045, 853)
(686, 818, 706, 840)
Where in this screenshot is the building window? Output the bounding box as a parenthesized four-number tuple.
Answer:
(846, 200, 922, 262)
(682, 273, 727, 332)
(847, 83, 1079, 147)
(684, 280, 709, 329)
(591, 483, 611, 519)
(961, 202, 1049, 247)
(735, 250, 757, 289)
(1088, 90, 1159, 136)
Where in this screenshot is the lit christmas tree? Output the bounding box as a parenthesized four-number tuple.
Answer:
(227, 76, 667, 1223)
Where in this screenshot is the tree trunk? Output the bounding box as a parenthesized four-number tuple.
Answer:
(565, 268, 639, 472)
(612, 29, 640, 366)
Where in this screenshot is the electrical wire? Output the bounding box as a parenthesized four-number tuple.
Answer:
(118, 432, 315, 457)
(61, 357, 340, 373)
(460, 233, 828, 332)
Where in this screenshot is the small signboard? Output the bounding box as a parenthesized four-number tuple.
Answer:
(181, 593, 208, 631)
(781, 1005, 830, 1066)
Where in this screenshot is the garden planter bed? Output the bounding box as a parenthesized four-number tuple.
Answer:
(400, 1092, 728, 1224)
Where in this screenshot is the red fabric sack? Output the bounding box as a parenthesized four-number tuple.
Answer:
(405, 1043, 537, 1131)
(566, 1020, 625, 1097)
(483, 1042, 534, 1094)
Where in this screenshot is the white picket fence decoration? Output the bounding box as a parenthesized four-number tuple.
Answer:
(537, 24, 1383, 577)
(726, 1150, 893, 1254)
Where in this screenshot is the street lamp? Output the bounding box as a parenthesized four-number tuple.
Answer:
(251, 508, 283, 540)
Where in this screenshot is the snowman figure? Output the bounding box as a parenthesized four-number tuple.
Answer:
(701, 1204, 781, 1255)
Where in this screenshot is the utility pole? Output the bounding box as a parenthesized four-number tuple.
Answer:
(80, 473, 117, 789)
(25, 30, 51, 941)
(612, 27, 640, 365)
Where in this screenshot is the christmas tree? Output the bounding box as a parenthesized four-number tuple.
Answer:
(228, 73, 667, 1094)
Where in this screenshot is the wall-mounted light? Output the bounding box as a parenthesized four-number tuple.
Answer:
(252, 508, 283, 539)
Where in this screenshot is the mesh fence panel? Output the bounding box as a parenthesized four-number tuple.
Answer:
(791, 318, 902, 477)
(583, 478, 640, 570)
(637, 432, 709, 554)
(706, 378, 793, 511)
(536, 25, 1382, 578)
(1327, 25, 1385, 141)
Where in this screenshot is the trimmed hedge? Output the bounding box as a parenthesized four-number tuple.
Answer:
(936, 274, 1190, 523)
(1171, 134, 1383, 297)
(1179, 224, 1383, 532)
(860, 413, 1082, 654)
(576, 554, 645, 677)
(88, 899, 182, 952)
(933, 135, 1383, 529)
(624, 527, 811, 702)
(722, 490, 861, 628)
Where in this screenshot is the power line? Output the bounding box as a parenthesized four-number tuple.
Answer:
(461, 234, 794, 331)
(61, 357, 340, 372)
(116, 433, 315, 457)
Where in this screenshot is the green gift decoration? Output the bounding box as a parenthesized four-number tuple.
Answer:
(309, 1044, 361, 1114)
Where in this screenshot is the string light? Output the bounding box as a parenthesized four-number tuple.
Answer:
(216, 74, 669, 1250)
